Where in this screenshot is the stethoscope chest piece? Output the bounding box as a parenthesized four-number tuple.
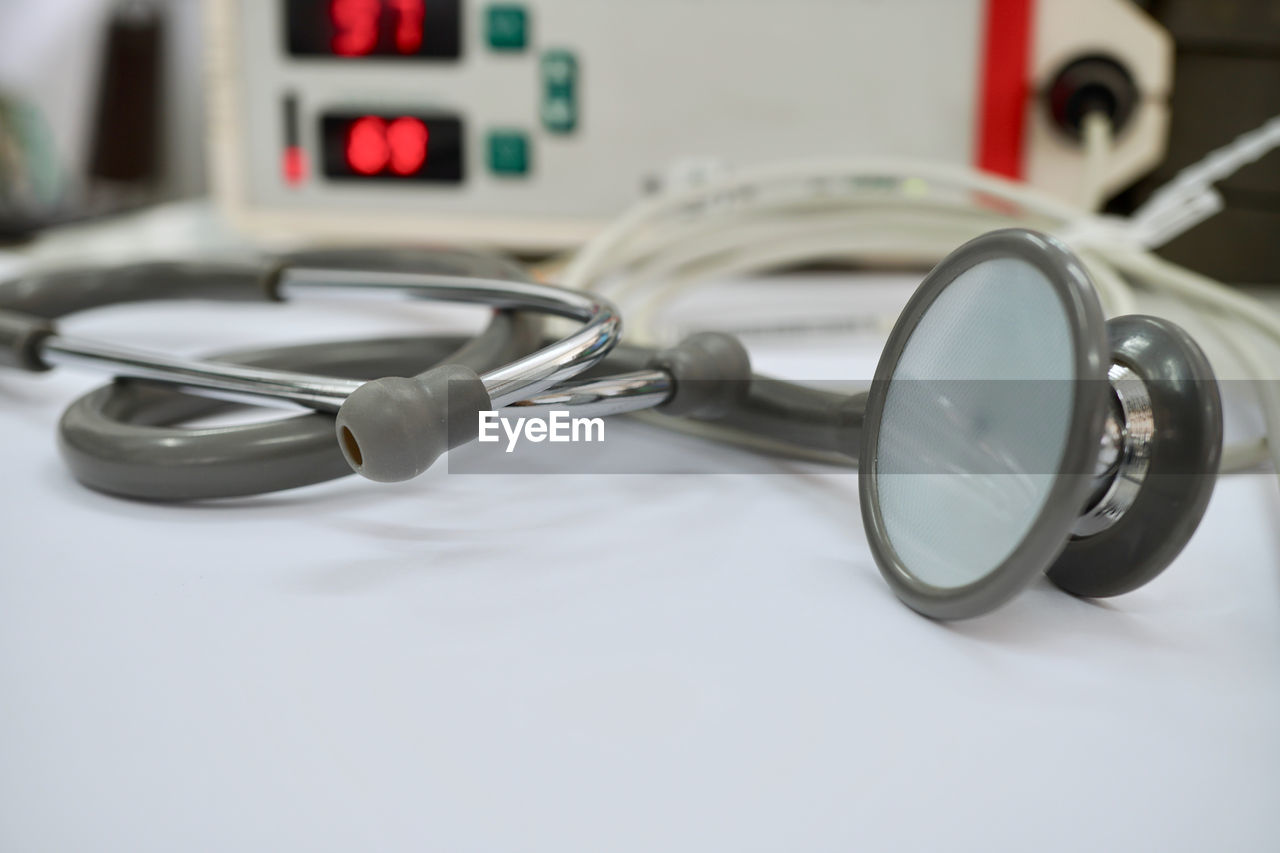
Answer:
(858, 229, 1223, 620)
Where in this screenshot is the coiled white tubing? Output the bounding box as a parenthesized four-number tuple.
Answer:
(561, 157, 1280, 482)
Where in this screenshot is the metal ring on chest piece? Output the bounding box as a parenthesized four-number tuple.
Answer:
(1070, 362, 1154, 540)
(858, 229, 1111, 620)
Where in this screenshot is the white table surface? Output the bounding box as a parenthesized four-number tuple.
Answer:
(1, 260, 1278, 853)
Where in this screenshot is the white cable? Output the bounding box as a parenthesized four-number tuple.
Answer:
(562, 117, 1280, 482)
(1132, 114, 1280, 248)
(1207, 317, 1280, 478)
(1081, 112, 1114, 213)
(629, 228, 1139, 343)
(560, 157, 1086, 292)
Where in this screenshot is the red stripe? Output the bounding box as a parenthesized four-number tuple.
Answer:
(976, 0, 1034, 179)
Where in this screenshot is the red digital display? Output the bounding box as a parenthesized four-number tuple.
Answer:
(345, 116, 430, 176)
(287, 0, 460, 60)
(322, 112, 463, 183)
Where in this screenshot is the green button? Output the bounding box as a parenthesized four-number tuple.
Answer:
(488, 130, 530, 175)
(486, 5, 528, 51)
(541, 49, 578, 134)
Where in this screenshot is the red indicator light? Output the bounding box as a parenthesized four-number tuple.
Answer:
(282, 145, 308, 185)
(386, 117, 429, 174)
(331, 0, 380, 57)
(346, 116, 390, 174)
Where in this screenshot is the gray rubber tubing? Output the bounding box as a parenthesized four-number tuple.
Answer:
(0, 310, 56, 371)
(647, 333, 753, 418)
(582, 340, 865, 460)
(0, 259, 281, 317)
(710, 376, 866, 460)
(58, 319, 540, 501)
(0, 247, 529, 318)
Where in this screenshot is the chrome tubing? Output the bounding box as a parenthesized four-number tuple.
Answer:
(38, 271, 624, 414)
(508, 369, 673, 417)
(279, 269, 622, 407)
(40, 336, 363, 413)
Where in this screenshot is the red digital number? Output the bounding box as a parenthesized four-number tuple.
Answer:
(331, 0, 380, 56)
(346, 116, 389, 174)
(389, 0, 425, 54)
(331, 0, 425, 57)
(386, 117, 430, 174)
(346, 116, 429, 176)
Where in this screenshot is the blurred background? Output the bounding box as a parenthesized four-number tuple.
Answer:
(0, 0, 1277, 278)
(0, 0, 205, 223)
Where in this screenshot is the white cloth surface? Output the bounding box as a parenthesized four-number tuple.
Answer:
(1, 272, 1278, 853)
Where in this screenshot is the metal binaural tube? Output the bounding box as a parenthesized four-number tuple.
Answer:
(507, 369, 673, 417)
(37, 270, 625, 415)
(278, 268, 622, 408)
(40, 335, 364, 412)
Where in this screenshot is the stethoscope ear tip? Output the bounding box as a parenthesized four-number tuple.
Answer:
(335, 364, 491, 483)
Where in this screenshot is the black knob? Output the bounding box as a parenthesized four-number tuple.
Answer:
(1047, 55, 1139, 141)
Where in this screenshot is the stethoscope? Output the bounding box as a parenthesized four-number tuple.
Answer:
(0, 230, 1223, 620)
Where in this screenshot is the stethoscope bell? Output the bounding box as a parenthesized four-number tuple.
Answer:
(1048, 314, 1223, 598)
(859, 229, 1223, 620)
